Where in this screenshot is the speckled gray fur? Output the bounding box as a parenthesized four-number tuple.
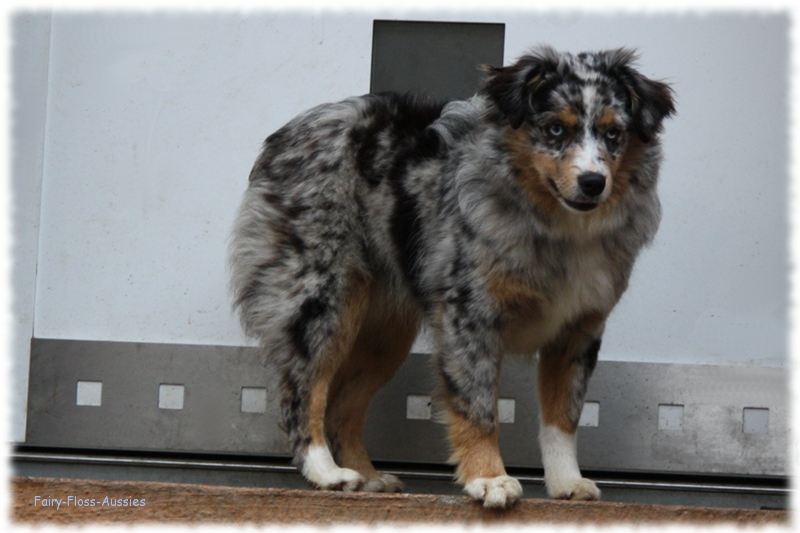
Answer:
(229, 46, 674, 497)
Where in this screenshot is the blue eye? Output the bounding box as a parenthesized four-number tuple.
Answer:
(605, 126, 622, 142)
(546, 122, 567, 140)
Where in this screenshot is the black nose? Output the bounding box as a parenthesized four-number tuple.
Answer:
(578, 172, 606, 198)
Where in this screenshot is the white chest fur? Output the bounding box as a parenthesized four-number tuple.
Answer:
(501, 240, 617, 355)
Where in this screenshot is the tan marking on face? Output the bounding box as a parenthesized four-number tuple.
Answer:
(590, 136, 647, 219)
(557, 108, 580, 130)
(615, 136, 647, 178)
(504, 120, 652, 237)
(504, 126, 567, 218)
(445, 408, 507, 485)
(598, 108, 619, 130)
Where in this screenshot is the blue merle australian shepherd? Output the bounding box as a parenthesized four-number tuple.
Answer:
(229, 46, 674, 508)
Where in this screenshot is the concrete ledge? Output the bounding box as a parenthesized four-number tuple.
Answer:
(12, 477, 789, 526)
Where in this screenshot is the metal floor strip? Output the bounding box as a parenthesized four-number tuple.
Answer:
(13, 451, 790, 499)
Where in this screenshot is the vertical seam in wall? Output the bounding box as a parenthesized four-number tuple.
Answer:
(14, 11, 54, 442)
(30, 11, 54, 341)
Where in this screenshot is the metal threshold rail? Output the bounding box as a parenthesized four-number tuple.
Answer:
(12, 449, 790, 501)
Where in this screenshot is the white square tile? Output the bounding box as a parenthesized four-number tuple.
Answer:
(406, 395, 432, 420)
(158, 384, 184, 410)
(241, 387, 268, 413)
(743, 408, 769, 434)
(579, 401, 600, 427)
(498, 398, 515, 424)
(658, 404, 684, 430)
(76, 381, 102, 407)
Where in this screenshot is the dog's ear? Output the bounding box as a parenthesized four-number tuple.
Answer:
(607, 49, 676, 143)
(481, 47, 560, 129)
(628, 75, 676, 143)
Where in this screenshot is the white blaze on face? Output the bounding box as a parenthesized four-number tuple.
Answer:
(574, 136, 605, 176)
(570, 84, 611, 197)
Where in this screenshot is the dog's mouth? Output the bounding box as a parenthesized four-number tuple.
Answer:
(547, 179, 599, 212)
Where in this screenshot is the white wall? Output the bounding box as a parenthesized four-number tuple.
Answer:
(16, 12, 788, 440)
(33, 13, 373, 346)
(11, 13, 51, 443)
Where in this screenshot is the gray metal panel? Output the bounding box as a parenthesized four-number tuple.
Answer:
(26, 339, 288, 455)
(365, 354, 789, 477)
(370, 20, 505, 101)
(26, 339, 788, 477)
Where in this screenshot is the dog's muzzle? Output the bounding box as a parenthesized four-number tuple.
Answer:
(549, 172, 607, 213)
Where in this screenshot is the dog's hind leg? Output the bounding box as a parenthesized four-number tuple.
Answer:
(537, 313, 606, 501)
(280, 270, 372, 492)
(325, 290, 418, 493)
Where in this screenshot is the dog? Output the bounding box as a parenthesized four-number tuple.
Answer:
(229, 46, 674, 508)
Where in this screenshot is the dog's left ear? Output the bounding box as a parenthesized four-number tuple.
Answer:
(481, 47, 560, 129)
(628, 75, 676, 143)
(608, 49, 676, 143)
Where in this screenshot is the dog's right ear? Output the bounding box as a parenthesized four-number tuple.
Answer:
(481, 47, 560, 129)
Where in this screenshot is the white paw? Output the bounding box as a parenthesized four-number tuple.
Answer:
(308, 464, 365, 491)
(362, 473, 404, 493)
(464, 475, 523, 509)
(546, 477, 601, 501)
(321, 467, 365, 491)
(302, 445, 365, 491)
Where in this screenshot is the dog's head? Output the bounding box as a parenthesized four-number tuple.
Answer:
(481, 47, 675, 215)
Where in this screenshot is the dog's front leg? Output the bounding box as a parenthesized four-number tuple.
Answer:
(537, 314, 606, 501)
(434, 300, 522, 509)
